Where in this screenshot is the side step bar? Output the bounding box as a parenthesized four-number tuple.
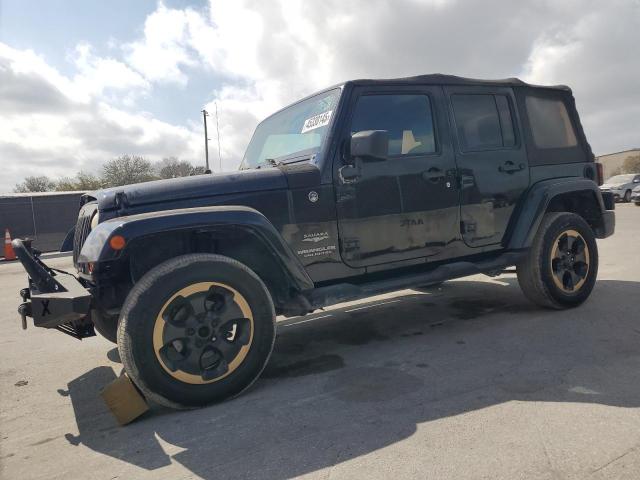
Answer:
(304, 251, 525, 310)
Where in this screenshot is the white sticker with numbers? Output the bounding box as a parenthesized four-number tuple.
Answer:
(301, 110, 333, 133)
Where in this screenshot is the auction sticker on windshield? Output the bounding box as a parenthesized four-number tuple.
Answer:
(301, 110, 333, 133)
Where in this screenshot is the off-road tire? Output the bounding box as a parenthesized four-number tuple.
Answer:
(517, 212, 598, 309)
(623, 190, 632, 203)
(117, 254, 276, 409)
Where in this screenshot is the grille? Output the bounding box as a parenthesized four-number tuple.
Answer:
(73, 203, 97, 265)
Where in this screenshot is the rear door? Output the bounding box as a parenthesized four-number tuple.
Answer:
(444, 86, 530, 247)
(335, 85, 460, 267)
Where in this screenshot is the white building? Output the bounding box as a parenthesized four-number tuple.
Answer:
(596, 148, 640, 180)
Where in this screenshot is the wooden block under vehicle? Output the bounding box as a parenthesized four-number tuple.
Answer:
(100, 372, 149, 425)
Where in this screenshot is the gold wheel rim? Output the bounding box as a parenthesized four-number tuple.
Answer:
(153, 282, 254, 384)
(550, 229, 590, 293)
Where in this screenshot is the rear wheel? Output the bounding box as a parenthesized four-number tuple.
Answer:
(623, 190, 632, 202)
(117, 254, 276, 409)
(517, 213, 598, 309)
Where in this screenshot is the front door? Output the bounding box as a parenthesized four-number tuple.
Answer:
(335, 86, 460, 268)
(444, 85, 530, 247)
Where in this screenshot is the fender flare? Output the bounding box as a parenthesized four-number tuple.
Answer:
(77, 205, 314, 292)
(506, 177, 608, 249)
(59, 227, 75, 252)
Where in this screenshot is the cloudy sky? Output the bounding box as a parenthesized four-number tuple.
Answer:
(0, 0, 638, 193)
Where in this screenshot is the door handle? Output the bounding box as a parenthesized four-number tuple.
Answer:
(499, 161, 525, 174)
(422, 167, 444, 183)
(339, 164, 360, 184)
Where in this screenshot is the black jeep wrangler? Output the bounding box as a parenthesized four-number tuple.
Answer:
(13, 74, 615, 409)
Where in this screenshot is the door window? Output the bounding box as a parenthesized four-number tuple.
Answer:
(451, 94, 517, 152)
(351, 94, 436, 156)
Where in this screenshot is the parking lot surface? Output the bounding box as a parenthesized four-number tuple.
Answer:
(1, 204, 639, 480)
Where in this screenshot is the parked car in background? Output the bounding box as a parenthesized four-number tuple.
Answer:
(600, 173, 640, 202)
(631, 184, 640, 206)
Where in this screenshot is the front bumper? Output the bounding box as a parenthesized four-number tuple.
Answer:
(12, 238, 95, 338)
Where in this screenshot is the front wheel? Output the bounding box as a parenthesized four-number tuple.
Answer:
(623, 190, 632, 203)
(517, 213, 598, 309)
(117, 254, 276, 409)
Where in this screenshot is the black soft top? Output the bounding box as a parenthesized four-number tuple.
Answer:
(347, 74, 570, 92)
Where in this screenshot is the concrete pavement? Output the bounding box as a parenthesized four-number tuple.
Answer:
(1, 204, 639, 479)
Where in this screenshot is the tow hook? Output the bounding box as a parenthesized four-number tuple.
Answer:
(18, 302, 31, 330)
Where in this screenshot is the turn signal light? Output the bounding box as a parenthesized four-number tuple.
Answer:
(595, 162, 604, 186)
(109, 235, 126, 250)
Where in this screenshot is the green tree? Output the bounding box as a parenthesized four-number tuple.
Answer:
(102, 155, 156, 187)
(75, 171, 103, 190)
(54, 171, 103, 191)
(158, 157, 197, 179)
(14, 175, 55, 193)
(55, 177, 78, 191)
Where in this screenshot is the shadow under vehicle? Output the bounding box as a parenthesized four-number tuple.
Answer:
(62, 278, 640, 479)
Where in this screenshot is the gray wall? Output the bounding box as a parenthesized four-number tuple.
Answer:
(1, 192, 84, 256)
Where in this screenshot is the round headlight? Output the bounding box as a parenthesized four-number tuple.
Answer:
(90, 211, 99, 230)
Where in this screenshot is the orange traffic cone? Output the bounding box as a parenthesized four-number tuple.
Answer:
(4, 229, 16, 261)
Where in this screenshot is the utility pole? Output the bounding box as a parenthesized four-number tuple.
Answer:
(201, 109, 211, 173)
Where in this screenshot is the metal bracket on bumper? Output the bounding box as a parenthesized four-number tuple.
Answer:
(12, 238, 95, 339)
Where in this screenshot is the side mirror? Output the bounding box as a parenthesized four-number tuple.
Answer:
(633, 178, 640, 183)
(350, 130, 388, 162)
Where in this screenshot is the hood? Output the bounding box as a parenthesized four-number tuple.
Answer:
(600, 183, 625, 189)
(95, 168, 287, 211)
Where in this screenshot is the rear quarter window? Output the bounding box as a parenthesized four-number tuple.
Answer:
(525, 96, 578, 149)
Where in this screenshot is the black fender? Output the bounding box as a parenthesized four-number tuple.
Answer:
(77, 205, 314, 292)
(506, 177, 614, 249)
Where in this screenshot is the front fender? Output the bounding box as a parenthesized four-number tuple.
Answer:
(77, 205, 314, 291)
(506, 177, 610, 249)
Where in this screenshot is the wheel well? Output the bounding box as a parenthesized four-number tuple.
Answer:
(125, 229, 296, 310)
(545, 190, 603, 233)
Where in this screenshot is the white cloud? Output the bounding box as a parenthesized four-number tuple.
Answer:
(123, 4, 200, 85)
(0, 42, 202, 192)
(127, 0, 639, 165)
(72, 43, 150, 98)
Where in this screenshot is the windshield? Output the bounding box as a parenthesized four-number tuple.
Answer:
(241, 89, 341, 169)
(607, 174, 635, 184)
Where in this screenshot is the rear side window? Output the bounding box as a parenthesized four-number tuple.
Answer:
(451, 94, 516, 151)
(525, 96, 578, 149)
(351, 94, 436, 156)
